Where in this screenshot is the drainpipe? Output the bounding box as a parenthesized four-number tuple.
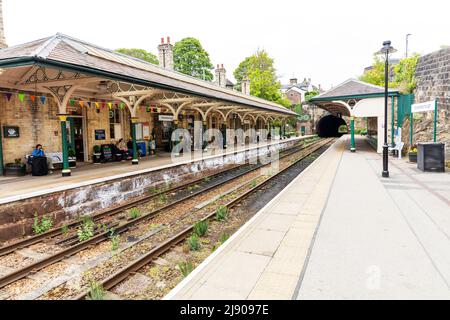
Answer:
(222, 123, 227, 149)
(60, 115, 71, 177)
(131, 117, 139, 165)
(350, 116, 356, 152)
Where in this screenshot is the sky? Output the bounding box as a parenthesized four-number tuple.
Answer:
(3, 0, 450, 90)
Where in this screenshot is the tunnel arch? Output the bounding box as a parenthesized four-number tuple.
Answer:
(317, 115, 347, 138)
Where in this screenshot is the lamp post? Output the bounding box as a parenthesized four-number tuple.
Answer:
(378, 40, 397, 178)
(406, 34, 412, 58)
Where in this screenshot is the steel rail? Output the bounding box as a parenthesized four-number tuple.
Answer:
(0, 139, 321, 289)
(73, 138, 334, 300)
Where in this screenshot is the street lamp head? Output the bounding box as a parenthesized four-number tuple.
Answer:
(377, 40, 397, 55)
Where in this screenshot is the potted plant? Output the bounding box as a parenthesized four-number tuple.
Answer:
(68, 148, 77, 168)
(408, 145, 418, 163)
(93, 145, 102, 164)
(4, 158, 26, 176)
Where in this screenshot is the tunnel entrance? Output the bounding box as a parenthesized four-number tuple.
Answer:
(317, 115, 347, 138)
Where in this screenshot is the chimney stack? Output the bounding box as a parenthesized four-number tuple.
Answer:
(158, 36, 173, 70)
(242, 77, 251, 95)
(290, 78, 298, 85)
(215, 64, 226, 87)
(0, 0, 7, 49)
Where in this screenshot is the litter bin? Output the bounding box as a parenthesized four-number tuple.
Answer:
(417, 143, 445, 172)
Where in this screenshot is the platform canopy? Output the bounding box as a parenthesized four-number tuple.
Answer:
(310, 79, 399, 117)
(0, 33, 296, 122)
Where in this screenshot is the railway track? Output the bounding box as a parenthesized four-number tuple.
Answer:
(73, 138, 335, 300)
(0, 137, 323, 292)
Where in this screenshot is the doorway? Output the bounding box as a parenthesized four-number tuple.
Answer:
(72, 117, 85, 162)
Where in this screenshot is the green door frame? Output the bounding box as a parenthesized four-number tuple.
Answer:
(60, 116, 71, 177)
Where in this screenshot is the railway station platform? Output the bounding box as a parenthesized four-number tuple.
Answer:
(0, 137, 306, 203)
(166, 136, 450, 300)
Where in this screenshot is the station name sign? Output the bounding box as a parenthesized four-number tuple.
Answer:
(159, 115, 174, 122)
(411, 100, 436, 113)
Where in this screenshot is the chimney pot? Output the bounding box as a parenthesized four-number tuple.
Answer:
(161, 38, 165, 44)
(167, 36, 170, 44)
(221, 64, 224, 68)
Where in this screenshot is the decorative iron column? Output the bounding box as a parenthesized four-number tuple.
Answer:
(69, 117, 75, 153)
(59, 115, 71, 177)
(222, 123, 227, 149)
(131, 117, 139, 165)
(350, 117, 356, 152)
(391, 97, 395, 146)
(202, 120, 208, 151)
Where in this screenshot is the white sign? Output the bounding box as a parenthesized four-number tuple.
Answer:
(411, 100, 436, 113)
(159, 115, 174, 122)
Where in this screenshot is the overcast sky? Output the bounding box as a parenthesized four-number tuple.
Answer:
(3, 0, 449, 89)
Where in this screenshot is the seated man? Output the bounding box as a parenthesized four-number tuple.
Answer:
(31, 144, 55, 174)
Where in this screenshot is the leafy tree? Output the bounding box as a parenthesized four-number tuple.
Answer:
(173, 37, 214, 81)
(305, 91, 320, 103)
(393, 55, 420, 93)
(115, 48, 159, 65)
(234, 49, 290, 107)
(359, 54, 420, 93)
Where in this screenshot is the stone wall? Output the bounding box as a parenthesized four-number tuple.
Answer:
(404, 48, 450, 156)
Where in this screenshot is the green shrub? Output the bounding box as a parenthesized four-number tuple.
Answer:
(204, 176, 211, 183)
(86, 281, 106, 300)
(178, 260, 194, 278)
(129, 208, 141, 219)
(219, 233, 230, 244)
(77, 216, 95, 242)
(32, 215, 53, 234)
(188, 234, 200, 251)
(215, 206, 228, 221)
(61, 225, 69, 235)
(110, 235, 120, 252)
(193, 221, 208, 237)
(159, 194, 167, 204)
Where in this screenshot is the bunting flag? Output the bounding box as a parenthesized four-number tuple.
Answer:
(87, 102, 91, 108)
(69, 99, 76, 107)
(119, 102, 125, 110)
(18, 93, 25, 102)
(30, 95, 36, 104)
(108, 102, 112, 109)
(40, 95, 46, 105)
(5, 93, 12, 101)
(79, 101, 84, 108)
(95, 102, 100, 109)
(101, 102, 106, 109)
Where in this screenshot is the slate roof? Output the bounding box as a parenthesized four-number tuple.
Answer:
(312, 79, 398, 101)
(0, 33, 296, 116)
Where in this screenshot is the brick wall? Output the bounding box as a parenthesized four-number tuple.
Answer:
(0, 95, 61, 164)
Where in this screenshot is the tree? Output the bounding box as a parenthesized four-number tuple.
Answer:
(393, 54, 420, 93)
(359, 54, 420, 93)
(115, 48, 159, 65)
(173, 37, 214, 81)
(234, 49, 290, 107)
(305, 91, 320, 103)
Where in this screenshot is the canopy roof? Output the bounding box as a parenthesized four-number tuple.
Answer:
(310, 79, 399, 116)
(0, 33, 296, 117)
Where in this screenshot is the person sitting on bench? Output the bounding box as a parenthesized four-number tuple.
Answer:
(31, 144, 55, 174)
(116, 139, 129, 161)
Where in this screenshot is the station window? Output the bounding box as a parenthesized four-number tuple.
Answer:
(109, 109, 121, 140)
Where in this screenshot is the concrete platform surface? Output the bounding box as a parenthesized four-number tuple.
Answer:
(166, 136, 450, 300)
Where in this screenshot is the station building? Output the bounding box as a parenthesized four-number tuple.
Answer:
(0, 34, 297, 176)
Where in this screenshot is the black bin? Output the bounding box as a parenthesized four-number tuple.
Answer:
(417, 143, 445, 172)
